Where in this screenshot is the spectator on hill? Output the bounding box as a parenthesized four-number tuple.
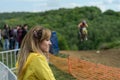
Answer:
(9, 27, 15, 49)
(12, 26, 18, 49)
(21, 24, 28, 41)
(2, 24, 10, 50)
(17, 25, 23, 48)
(0, 29, 3, 48)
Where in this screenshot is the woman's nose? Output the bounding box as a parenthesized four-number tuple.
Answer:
(49, 40, 52, 45)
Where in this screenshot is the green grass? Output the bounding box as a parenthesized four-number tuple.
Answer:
(99, 41, 120, 50)
(50, 63, 76, 80)
(55, 53, 69, 58)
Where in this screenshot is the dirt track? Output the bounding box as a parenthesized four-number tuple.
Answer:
(60, 49, 120, 68)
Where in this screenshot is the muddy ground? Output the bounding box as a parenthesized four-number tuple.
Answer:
(60, 49, 120, 68)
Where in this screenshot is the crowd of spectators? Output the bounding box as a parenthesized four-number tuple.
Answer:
(0, 24, 28, 51)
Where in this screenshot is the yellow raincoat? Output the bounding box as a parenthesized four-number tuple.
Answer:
(16, 53, 56, 80)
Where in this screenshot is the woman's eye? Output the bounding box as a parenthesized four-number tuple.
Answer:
(46, 39, 50, 41)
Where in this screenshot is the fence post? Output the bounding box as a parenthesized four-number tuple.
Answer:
(68, 55, 72, 74)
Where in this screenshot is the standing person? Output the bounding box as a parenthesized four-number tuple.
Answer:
(0, 29, 3, 48)
(2, 24, 10, 50)
(14, 25, 20, 49)
(12, 26, 18, 49)
(16, 26, 56, 80)
(9, 27, 15, 49)
(78, 20, 88, 41)
(21, 24, 28, 41)
(17, 25, 23, 48)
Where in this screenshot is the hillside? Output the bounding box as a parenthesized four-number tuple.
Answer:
(0, 6, 120, 50)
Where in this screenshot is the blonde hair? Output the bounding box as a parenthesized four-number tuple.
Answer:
(17, 25, 51, 78)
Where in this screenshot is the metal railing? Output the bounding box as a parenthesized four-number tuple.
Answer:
(0, 49, 20, 80)
(0, 61, 17, 80)
(0, 49, 20, 70)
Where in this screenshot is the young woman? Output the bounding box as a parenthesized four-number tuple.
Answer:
(16, 26, 55, 80)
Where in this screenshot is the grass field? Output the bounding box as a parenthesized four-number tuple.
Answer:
(50, 64, 76, 80)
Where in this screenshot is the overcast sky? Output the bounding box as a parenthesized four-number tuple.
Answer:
(0, 0, 120, 13)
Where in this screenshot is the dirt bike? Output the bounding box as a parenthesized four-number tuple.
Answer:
(79, 27, 88, 41)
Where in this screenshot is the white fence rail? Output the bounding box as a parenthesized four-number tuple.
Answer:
(0, 49, 20, 80)
(0, 49, 20, 70)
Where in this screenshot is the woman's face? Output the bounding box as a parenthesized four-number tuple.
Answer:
(40, 39, 51, 53)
